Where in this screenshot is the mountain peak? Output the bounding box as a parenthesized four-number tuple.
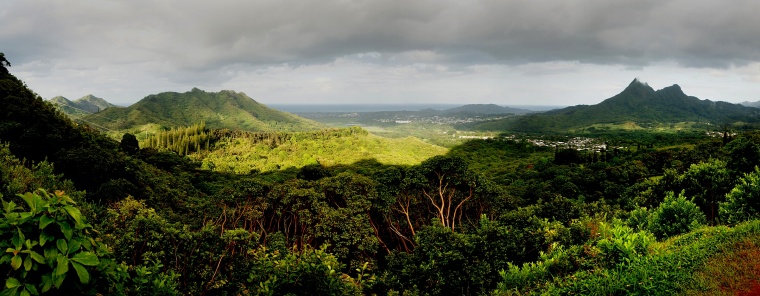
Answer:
(622, 78, 655, 97)
(659, 84, 684, 94)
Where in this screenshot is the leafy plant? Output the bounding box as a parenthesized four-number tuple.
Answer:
(647, 191, 706, 239)
(0, 189, 110, 295)
(721, 167, 760, 225)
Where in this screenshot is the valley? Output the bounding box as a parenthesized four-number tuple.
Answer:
(4, 55, 760, 295)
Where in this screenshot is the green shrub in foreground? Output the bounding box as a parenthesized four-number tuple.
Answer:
(0, 189, 113, 295)
(647, 191, 706, 239)
(721, 166, 760, 225)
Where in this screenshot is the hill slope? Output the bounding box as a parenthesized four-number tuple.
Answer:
(49, 94, 116, 116)
(442, 104, 532, 115)
(475, 79, 760, 132)
(84, 88, 323, 132)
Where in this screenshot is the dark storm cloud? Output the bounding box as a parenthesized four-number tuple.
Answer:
(4, 0, 760, 70)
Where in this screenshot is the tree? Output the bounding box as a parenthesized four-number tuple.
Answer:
(721, 167, 760, 225)
(676, 159, 731, 223)
(725, 136, 760, 178)
(0, 52, 9, 75)
(408, 156, 483, 232)
(120, 133, 140, 155)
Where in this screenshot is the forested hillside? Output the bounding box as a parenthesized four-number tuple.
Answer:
(4, 53, 760, 295)
(475, 79, 760, 132)
(83, 88, 323, 132)
(50, 94, 116, 116)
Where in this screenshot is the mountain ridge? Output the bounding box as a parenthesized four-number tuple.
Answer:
(83, 88, 323, 132)
(49, 94, 116, 115)
(474, 79, 760, 132)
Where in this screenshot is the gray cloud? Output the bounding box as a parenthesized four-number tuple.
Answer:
(4, 0, 760, 69)
(2, 0, 760, 104)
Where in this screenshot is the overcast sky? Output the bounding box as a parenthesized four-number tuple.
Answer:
(3, 0, 760, 106)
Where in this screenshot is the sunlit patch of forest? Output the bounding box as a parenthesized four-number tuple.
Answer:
(139, 124, 448, 174)
(4, 54, 760, 295)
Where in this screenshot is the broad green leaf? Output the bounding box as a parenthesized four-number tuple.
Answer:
(59, 221, 73, 241)
(13, 228, 24, 249)
(71, 262, 90, 284)
(56, 239, 67, 254)
(70, 252, 99, 266)
(0, 254, 11, 264)
(43, 247, 58, 262)
(39, 233, 53, 247)
(39, 215, 55, 230)
(62, 206, 83, 226)
(5, 277, 21, 289)
(55, 256, 69, 276)
(29, 251, 44, 264)
(20, 192, 35, 212)
(11, 254, 21, 270)
(68, 239, 81, 254)
(23, 255, 32, 271)
(53, 273, 64, 289)
(24, 284, 39, 296)
(20, 288, 30, 296)
(41, 274, 52, 292)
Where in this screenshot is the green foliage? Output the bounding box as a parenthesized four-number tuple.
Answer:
(120, 133, 140, 155)
(647, 191, 706, 239)
(0, 189, 115, 295)
(194, 127, 447, 173)
(495, 220, 656, 294)
(671, 159, 731, 222)
(142, 123, 211, 156)
(721, 167, 760, 225)
(594, 221, 657, 267)
(247, 245, 365, 295)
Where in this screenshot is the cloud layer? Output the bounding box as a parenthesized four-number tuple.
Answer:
(2, 0, 760, 105)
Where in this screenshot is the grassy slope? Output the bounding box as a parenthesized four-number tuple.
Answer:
(189, 129, 448, 174)
(529, 220, 760, 295)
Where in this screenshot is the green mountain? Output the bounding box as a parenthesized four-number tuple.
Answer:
(475, 79, 760, 132)
(83, 88, 323, 132)
(49, 94, 116, 116)
(442, 104, 532, 115)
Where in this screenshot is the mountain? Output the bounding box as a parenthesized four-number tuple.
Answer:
(741, 101, 760, 108)
(442, 104, 532, 115)
(474, 79, 760, 132)
(49, 94, 116, 116)
(83, 88, 323, 132)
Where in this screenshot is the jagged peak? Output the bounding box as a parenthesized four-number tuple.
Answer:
(622, 78, 655, 96)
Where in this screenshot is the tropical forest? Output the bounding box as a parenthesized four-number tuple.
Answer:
(4, 49, 760, 296)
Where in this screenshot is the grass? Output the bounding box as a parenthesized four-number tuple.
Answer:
(682, 237, 760, 295)
(500, 220, 760, 295)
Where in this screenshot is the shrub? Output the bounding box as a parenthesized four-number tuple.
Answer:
(720, 167, 760, 225)
(0, 189, 118, 295)
(648, 191, 706, 239)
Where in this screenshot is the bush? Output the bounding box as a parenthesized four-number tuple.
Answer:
(248, 245, 365, 295)
(647, 191, 706, 239)
(720, 167, 760, 225)
(0, 189, 120, 295)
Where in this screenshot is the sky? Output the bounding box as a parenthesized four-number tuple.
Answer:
(2, 0, 760, 107)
